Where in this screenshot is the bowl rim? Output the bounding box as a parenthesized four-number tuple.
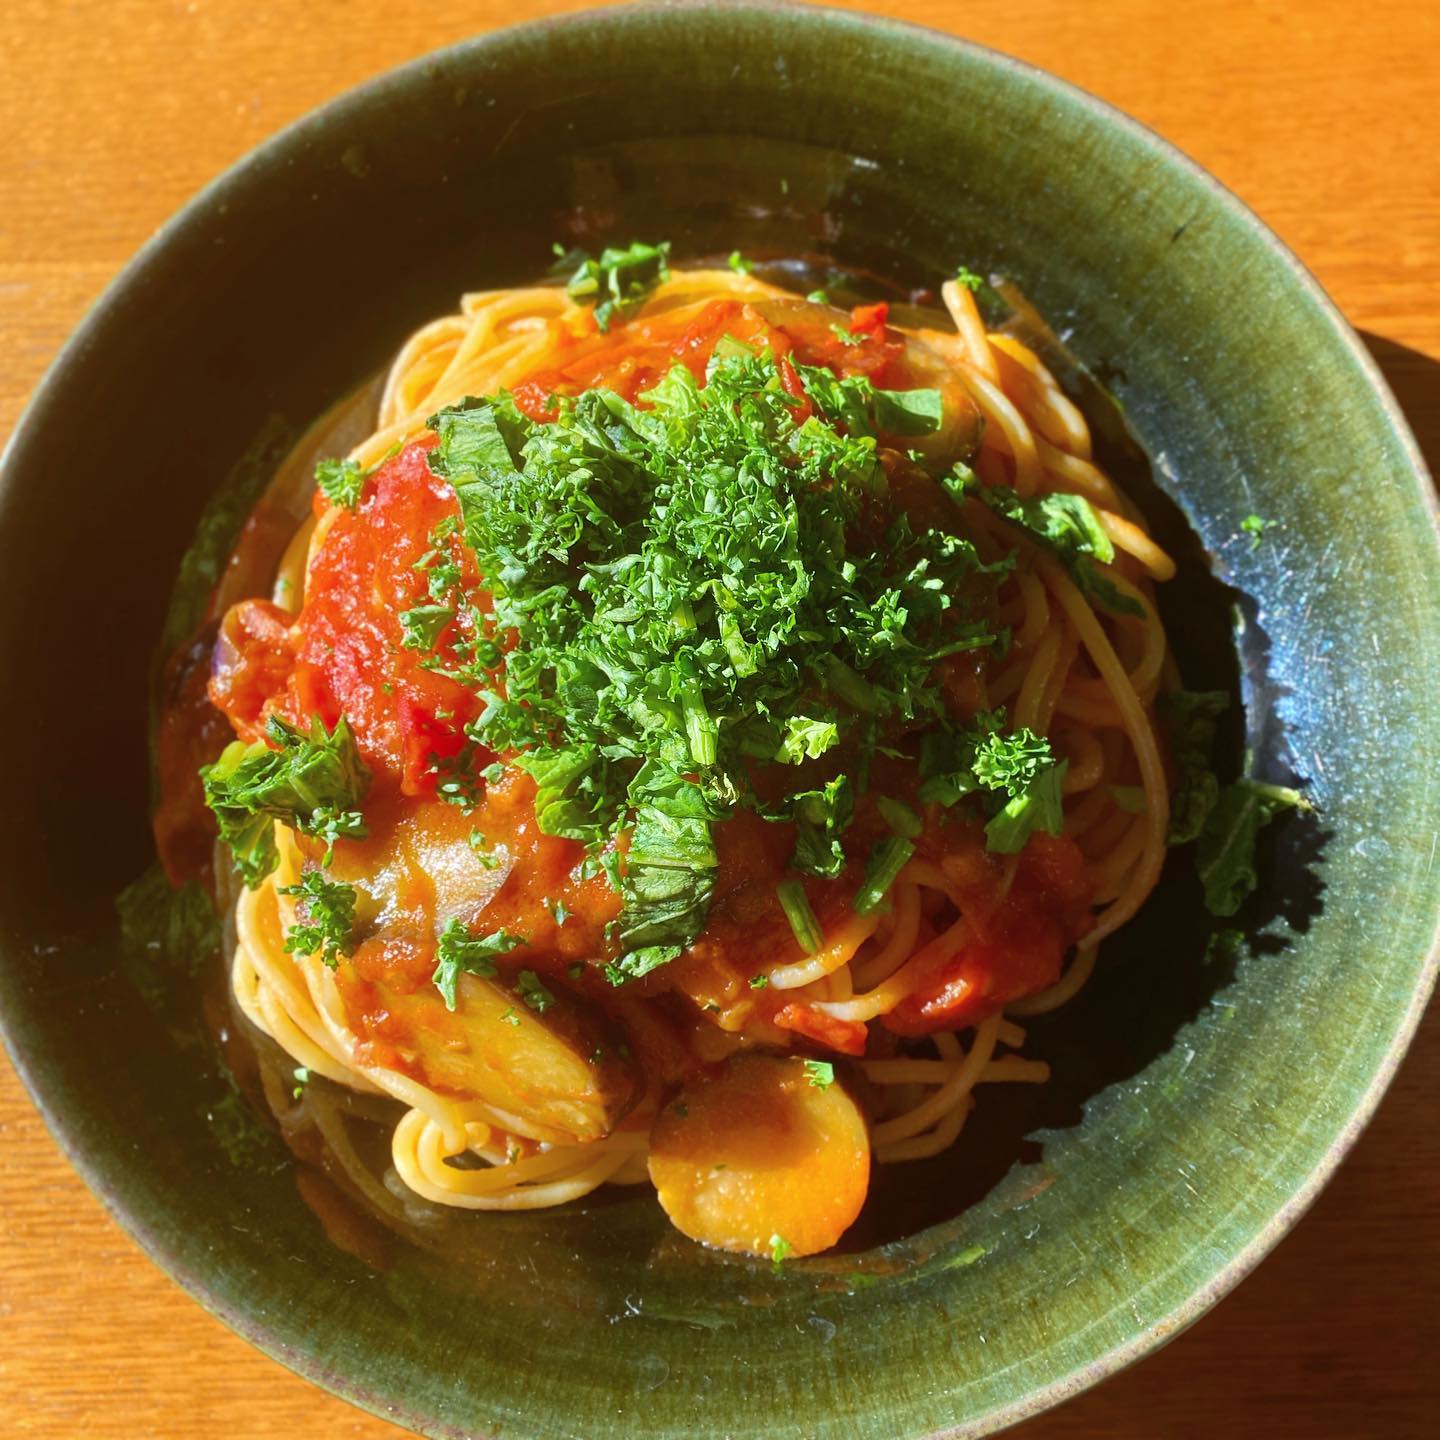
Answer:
(2, 3, 1437, 1437)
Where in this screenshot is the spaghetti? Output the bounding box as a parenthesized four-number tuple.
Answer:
(201, 257, 1176, 1257)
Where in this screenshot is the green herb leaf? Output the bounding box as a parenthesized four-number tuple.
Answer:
(1240, 513, 1270, 550)
(315, 456, 365, 510)
(777, 879, 824, 954)
(1161, 689, 1230, 844)
(201, 716, 370, 886)
(972, 484, 1144, 617)
(516, 970, 556, 1013)
(432, 920, 526, 1010)
(1196, 779, 1312, 916)
(803, 1059, 835, 1089)
(769, 1232, 793, 1272)
(854, 835, 916, 915)
(788, 775, 854, 880)
(279, 870, 358, 969)
(984, 759, 1068, 853)
(565, 240, 672, 332)
(953, 265, 985, 292)
(874, 794, 923, 840)
(727, 250, 754, 274)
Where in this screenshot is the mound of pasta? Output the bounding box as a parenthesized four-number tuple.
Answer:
(188, 246, 1183, 1258)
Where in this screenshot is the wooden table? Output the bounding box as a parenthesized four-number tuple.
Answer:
(2, 1, 1436, 1434)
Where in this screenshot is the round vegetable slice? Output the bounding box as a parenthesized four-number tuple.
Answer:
(648, 1052, 870, 1257)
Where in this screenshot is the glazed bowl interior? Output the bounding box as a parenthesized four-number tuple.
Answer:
(1, 5, 1436, 1439)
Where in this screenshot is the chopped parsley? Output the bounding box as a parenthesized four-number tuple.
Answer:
(829, 322, 866, 347)
(917, 712, 1066, 853)
(291, 1066, 310, 1099)
(953, 265, 985, 293)
(279, 870, 358, 969)
(769, 1233, 793, 1272)
(1240, 513, 1271, 550)
(564, 240, 671, 332)
(516, 969, 556, 1013)
(805, 288, 830, 304)
(749, 973, 770, 990)
(500, 1007, 521, 1027)
(727, 250, 754, 274)
(315, 456, 365, 510)
(467, 829, 503, 869)
(201, 716, 370, 886)
(432, 920, 525, 1009)
(427, 340, 1002, 982)
(963, 476, 1144, 617)
(545, 896, 574, 925)
(803, 1059, 835, 1089)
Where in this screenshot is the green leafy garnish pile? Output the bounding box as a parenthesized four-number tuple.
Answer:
(418, 340, 1076, 983)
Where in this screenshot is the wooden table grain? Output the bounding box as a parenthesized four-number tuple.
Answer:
(2, 2, 1436, 1435)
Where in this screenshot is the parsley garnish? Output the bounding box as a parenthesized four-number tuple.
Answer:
(917, 713, 1066, 853)
(315, 456, 365, 510)
(962, 477, 1144, 617)
(749, 973, 769, 990)
(565, 241, 671, 332)
(431, 920, 525, 1010)
(201, 715, 370, 886)
(1240, 513, 1270, 550)
(399, 602, 454, 652)
(830, 322, 866, 347)
(291, 1066, 310, 1099)
(500, 1007, 521, 1027)
(279, 870, 358, 968)
(545, 897, 574, 925)
(427, 344, 1001, 980)
(727, 250, 754, 274)
(953, 265, 984, 292)
(769, 1233, 793, 1272)
(803, 1059, 835, 1089)
(516, 970, 555, 1013)
(805, 288, 830, 304)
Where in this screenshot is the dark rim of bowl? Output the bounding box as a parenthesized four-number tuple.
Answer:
(1, 4, 1437, 1437)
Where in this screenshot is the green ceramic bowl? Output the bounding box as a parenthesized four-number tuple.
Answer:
(2, 4, 1436, 1436)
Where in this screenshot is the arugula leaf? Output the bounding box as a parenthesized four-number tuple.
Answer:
(1161, 689, 1230, 844)
(279, 870, 358, 969)
(971, 483, 1144, 617)
(432, 919, 525, 1010)
(201, 716, 370, 886)
(315, 456, 365, 510)
(1196, 779, 1312, 916)
(565, 240, 671, 332)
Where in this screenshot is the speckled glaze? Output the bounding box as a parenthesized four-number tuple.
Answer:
(0, 4, 1436, 1438)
